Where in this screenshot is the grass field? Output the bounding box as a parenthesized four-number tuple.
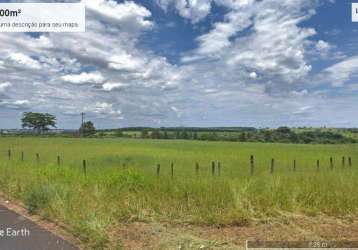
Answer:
(0, 137, 357, 249)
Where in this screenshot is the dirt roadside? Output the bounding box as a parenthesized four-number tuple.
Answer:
(1, 195, 358, 250)
(108, 215, 358, 249)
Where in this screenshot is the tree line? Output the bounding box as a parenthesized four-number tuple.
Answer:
(111, 126, 357, 144)
(3, 112, 357, 144)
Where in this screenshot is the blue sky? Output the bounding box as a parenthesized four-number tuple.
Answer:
(0, 0, 358, 129)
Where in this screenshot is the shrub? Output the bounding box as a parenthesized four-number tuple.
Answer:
(24, 185, 51, 214)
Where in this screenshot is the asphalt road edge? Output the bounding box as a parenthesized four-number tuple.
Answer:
(0, 193, 82, 249)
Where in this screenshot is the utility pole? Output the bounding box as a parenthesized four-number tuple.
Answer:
(80, 112, 85, 137)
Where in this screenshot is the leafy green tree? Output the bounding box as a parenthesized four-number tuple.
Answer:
(151, 130, 161, 139)
(21, 112, 56, 134)
(175, 131, 181, 139)
(276, 127, 291, 134)
(114, 130, 123, 137)
(182, 130, 189, 139)
(163, 131, 169, 139)
(141, 130, 149, 138)
(239, 132, 247, 142)
(193, 132, 198, 140)
(264, 130, 272, 142)
(80, 121, 96, 137)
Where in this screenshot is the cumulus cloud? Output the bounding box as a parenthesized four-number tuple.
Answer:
(85, 0, 153, 31)
(249, 72, 257, 79)
(0, 0, 356, 128)
(6, 53, 42, 70)
(108, 53, 145, 71)
(316, 40, 331, 55)
(182, 0, 317, 84)
(85, 102, 123, 119)
(61, 72, 105, 84)
(102, 82, 127, 91)
(321, 56, 358, 87)
(0, 99, 31, 109)
(156, 0, 212, 23)
(0, 82, 11, 92)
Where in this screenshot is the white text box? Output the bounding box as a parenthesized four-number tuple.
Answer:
(0, 3, 85, 32)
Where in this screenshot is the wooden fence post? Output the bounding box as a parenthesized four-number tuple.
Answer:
(293, 160, 296, 172)
(250, 155, 254, 176)
(82, 160, 87, 176)
(342, 156, 345, 167)
(171, 163, 174, 178)
(316, 160, 320, 171)
(36, 153, 40, 163)
(271, 158, 275, 174)
(156, 164, 160, 176)
(211, 161, 215, 176)
(330, 157, 333, 169)
(7, 149, 11, 160)
(21, 151, 24, 162)
(218, 162, 221, 176)
(195, 162, 199, 176)
(57, 156, 61, 166)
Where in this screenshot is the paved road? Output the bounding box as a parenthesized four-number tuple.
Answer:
(0, 205, 78, 250)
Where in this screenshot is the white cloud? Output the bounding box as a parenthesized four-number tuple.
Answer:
(0, 99, 30, 109)
(0, 82, 11, 92)
(316, 40, 331, 52)
(0, 0, 355, 128)
(61, 72, 105, 84)
(249, 72, 257, 79)
(315, 40, 331, 57)
(102, 82, 127, 91)
(156, 0, 212, 23)
(292, 105, 313, 115)
(6, 52, 42, 70)
(195, 2, 253, 55)
(182, 0, 316, 83)
(290, 89, 308, 97)
(85, 0, 153, 31)
(88, 102, 123, 119)
(156, 0, 253, 23)
(108, 53, 145, 71)
(321, 56, 358, 86)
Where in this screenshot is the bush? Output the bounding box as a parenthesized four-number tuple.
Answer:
(24, 185, 51, 214)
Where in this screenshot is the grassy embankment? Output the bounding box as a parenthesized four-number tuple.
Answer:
(0, 137, 357, 248)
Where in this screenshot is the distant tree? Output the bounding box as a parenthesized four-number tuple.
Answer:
(193, 132, 198, 140)
(264, 130, 272, 142)
(114, 130, 123, 137)
(239, 132, 247, 142)
(182, 130, 189, 139)
(98, 131, 106, 137)
(163, 131, 169, 139)
(141, 130, 149, 138)
(21, 112, 56, 134)
(80, 121, 96, 137)
(289, 132, 299, 143)
(151, 130, 161, 139)
(276, 127, 291, 134)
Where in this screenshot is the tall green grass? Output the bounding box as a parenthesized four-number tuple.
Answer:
(0, 137, 357, 249)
